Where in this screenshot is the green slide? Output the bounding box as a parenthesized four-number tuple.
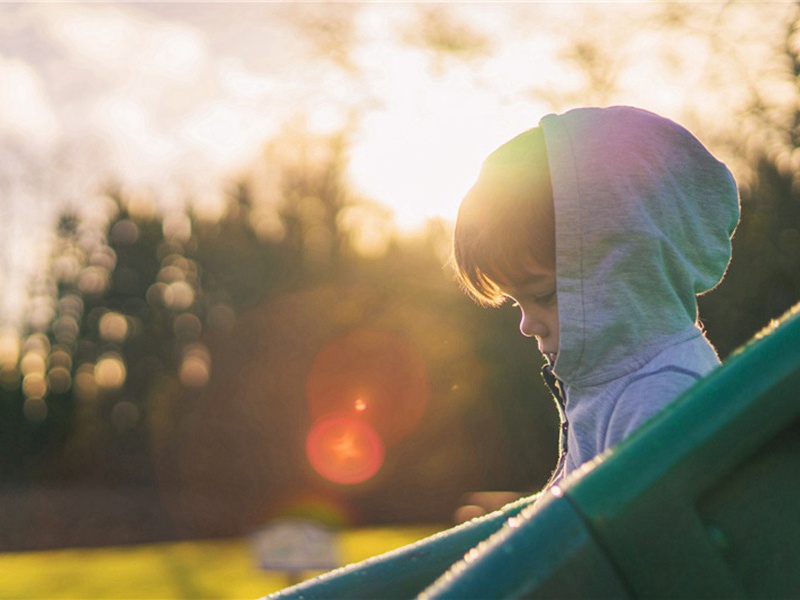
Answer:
(268, 302, 800, 599)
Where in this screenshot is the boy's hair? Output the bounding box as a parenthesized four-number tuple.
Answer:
(451, 126, 555, 307)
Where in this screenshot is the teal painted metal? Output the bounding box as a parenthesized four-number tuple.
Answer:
(266, 495, 537, 599)
(419, 492, 629, 599)
(425, 302, 800, 598)
(268, 302, 800, 599)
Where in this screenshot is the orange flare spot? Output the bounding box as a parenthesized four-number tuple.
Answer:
(307, 330, 429, 447)
(306, 416, 384, 485)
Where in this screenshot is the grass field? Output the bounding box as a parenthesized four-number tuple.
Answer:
(0, 524, 444, 599)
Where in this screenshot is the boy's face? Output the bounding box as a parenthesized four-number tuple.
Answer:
(496, 259, 559, 359)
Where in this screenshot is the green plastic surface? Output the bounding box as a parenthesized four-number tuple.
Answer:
(419, 492, 629, 599)
(266, 495, 537, 599)
(267, 302, 800, 599)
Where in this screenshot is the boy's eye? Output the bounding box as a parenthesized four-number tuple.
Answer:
(535, 291, 556, 305)
(504, 290, 555, 309)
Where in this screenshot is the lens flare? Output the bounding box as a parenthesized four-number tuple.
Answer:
(306, 416, 384, 485)
(307, 330, 429, 447)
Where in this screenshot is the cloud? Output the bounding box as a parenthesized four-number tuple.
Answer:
(0, 55, 60, 145)
(0, 1, 794, 329)
(36, 3, 206, 83)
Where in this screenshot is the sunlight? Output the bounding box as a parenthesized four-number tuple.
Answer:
(349, 109, 482, 229)
(347, 65, 498, 231)
(347, 45, 548, 231)
(0, 1, 788, 331)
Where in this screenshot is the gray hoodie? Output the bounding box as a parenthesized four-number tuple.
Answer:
(538, 106, 740, 481)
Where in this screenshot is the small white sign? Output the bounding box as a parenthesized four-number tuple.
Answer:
(251, 518, 341, 573)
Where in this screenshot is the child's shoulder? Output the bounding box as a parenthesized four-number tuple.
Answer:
(605, 329, 720, 446)
(643, 328, 721, 377)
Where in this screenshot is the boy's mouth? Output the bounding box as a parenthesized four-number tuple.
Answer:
(537, 339, 554, 354)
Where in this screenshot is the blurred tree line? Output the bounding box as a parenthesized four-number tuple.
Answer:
(698, 7, 800, 355)
(0, 124, 557, 547)
(2, 10, 800, 549)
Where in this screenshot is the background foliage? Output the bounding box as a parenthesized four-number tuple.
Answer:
(0, 4, 799, 552)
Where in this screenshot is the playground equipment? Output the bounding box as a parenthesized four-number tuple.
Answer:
(267, 302, 800, 599)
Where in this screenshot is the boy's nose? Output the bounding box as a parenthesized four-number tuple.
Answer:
(519, 311, 548, 338)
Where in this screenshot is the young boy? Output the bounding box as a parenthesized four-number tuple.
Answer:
(452, 106, 740, 486)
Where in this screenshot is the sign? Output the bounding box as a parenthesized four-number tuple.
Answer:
(251, 518, 341, 574)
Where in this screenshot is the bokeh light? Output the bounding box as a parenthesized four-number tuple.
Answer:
(52, 252, 83, 285)
(77, 265, 110, 296)
(179, 343, 211, 389)
(53, 315, 80, 346)
(89, 246, 117, 271)
(306, 329, 429, 448)
(110, 219, 140, 245)
(99, 311, 129, 343)
(73, 363, 98, 401)
(110, 400, 140, 432)
(48, 348, 73, 370)
(163, 281, 195, 310)
(23, 333, 50, 358)
(1, 0, 796, 552)
(0, 328, 21, 391)
(0, 328, 20, 369)
(47, 366, 72, 394)
(163, 211, 192, 242)
(19, 352, 46, 376)
(146, 282, 168, 307)
(306, 416, 385, 485)
(173, 313, 202, 341)
(22, 372, 47, 400)
(23, 398, 47, 423)
(94, 353, 127, 390)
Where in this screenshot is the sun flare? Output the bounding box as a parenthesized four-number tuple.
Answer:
(347, 43, 547, 231)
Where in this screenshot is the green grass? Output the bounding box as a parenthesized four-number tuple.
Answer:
(0, 525, 443, 599)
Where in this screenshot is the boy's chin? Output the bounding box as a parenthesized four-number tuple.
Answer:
(537, 342, 557, 356)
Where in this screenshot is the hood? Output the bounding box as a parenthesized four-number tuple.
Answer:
(539, 106, 739, 386)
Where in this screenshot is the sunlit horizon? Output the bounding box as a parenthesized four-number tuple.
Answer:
(0, 2, 794, 326)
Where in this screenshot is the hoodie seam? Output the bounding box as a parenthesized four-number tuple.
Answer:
(560, 118, 588, 377)
(566, 325, 703, 388)
(616, 364, 704, 389)
(543, 106, 736, 391)
(601, 366, 703, 451)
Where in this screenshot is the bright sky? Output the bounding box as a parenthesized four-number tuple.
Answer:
(0, 2, 794, 327)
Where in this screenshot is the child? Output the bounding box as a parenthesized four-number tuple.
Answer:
(452, 106, 740, 485)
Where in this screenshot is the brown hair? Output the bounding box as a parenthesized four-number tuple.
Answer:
(451, 126, 555, 306)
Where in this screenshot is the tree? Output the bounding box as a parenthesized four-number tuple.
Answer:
(699, 6, 800, 357)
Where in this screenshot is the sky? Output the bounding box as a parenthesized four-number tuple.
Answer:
(0, 1, 795, 328)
